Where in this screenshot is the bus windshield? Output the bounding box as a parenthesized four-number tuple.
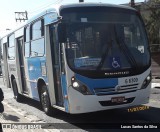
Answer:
(59, 7, 150, 78)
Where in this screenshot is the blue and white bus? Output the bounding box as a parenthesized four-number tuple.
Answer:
(0, 3, 151, 115)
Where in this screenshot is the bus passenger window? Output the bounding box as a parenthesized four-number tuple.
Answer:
(25, 43, 30, 57)
(24, 25, 30, 42)
(8, 34, 15, 60)
(30, 19, 45, 57)
(31, 20, 44, 40)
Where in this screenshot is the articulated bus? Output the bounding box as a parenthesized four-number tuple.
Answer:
(0, 3, 151, 115)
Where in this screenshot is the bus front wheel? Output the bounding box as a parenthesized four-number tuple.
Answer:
(40, 85, 53, 115)
(12, 79, 22, 102)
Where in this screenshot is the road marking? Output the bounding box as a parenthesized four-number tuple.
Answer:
(151, 83, 160, 89)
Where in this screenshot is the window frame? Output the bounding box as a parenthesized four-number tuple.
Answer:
(24, 42, 30, 58)
(30, 18, 45, 58)
(31, 19, 44, 40)
(8, 34, 15, 60)
(30, 38, 45, 57)
(24, 25, 30, 43)
(24, 24, 31, 58)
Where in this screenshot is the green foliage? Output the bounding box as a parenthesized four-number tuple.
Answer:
(142, 0, 160, 44)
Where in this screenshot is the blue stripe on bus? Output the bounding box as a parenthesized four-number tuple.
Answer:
(61, 75, 69, 112)
(75, 74, 118, 94)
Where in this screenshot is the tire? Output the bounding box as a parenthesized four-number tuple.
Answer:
(0, 88, 4, 102)
(12, 79, 22, 102)
(40, 85, 54, 115)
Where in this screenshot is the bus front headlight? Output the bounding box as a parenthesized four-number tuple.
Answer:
(71, 77, 92, 95)
(141, 73, 152, 89)
(73, 82, 79, 88)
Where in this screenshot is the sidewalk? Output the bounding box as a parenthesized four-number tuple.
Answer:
(1, 102, 32, 132)
(0, 102, 53, 132)
(0, 83, 58, 132)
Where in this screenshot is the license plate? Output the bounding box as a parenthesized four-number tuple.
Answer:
(111, 96, 125, 103)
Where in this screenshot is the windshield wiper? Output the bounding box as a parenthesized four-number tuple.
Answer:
(96, 40, 113, 70)
(114, 25, 138, 69)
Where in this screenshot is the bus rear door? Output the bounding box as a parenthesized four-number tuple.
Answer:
(17, 37, 28, 93)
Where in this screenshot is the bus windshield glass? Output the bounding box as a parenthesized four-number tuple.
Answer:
(59, 6, 150, 77)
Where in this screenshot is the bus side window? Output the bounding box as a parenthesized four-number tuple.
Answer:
(24, 25, 30, 57)
(8, 34, 15, 60)
(30, 19, 45, 57)
(25, 43, 30, 57)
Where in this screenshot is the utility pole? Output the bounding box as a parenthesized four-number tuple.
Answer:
(130, 0, 135, 7)
(15, 11, 28, 22)
(6, 29, 11, 31)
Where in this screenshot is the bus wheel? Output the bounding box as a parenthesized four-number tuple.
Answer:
(40, 85, 53, 115)
(12, 79, 22, 102)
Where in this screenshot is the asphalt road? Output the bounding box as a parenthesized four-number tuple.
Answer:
(1, 77, 160, 131)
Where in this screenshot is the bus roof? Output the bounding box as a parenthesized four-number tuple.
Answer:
(59, 2, 136, 11)
(0, 2, 136, 39)
(28, 2, 137, 24)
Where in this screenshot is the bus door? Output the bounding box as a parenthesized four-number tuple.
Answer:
(49, 25, 64, 106)
(2, 43, 11, 88)
(17, 37, 28, 93)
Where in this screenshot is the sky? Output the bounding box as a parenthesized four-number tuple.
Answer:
(0, 0, 144, 37)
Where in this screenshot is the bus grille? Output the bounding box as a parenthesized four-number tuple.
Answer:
(94, 84, 139, 95)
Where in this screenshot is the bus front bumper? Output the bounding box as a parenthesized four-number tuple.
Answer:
(68, 83, 151, 114)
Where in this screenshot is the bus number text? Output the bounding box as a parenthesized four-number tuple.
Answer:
(125, 78, 138, 84)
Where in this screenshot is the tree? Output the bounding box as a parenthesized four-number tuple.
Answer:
(142, 0, 160, 44)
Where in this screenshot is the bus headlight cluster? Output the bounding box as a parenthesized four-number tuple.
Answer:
(141, 73, 152, 89)
(71, 77, 92, 95)
(73, 82, 79, 88)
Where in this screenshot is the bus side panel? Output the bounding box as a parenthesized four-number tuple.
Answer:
(61, 74, 69, 112)
(27, 57, 48, 101)
(23, 57, 33, 97)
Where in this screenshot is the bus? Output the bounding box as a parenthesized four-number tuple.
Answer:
(0, 3, 151, 115)
(0, 39, 2, 76)
(0, 62, 1, 76)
